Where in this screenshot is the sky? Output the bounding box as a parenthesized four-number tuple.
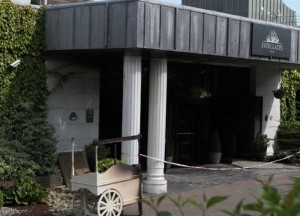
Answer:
(165, 0, 300, 25)
(283, 0, 300, 16)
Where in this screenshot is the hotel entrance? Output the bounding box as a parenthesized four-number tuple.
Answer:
(169, 101, 209, 165)
(167, 63, 262, 165)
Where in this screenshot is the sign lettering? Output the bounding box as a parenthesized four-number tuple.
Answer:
(252, 24, 291, 59)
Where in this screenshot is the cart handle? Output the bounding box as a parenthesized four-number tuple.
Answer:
(94, 134, 142, 172)
(71, 134, 142, 175)
(92, 134, 142, 146)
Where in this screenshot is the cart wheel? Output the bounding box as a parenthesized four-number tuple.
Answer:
(73, 189, 85, 216)
(97, 189, 123, 216)
(86, 190, 98, 214)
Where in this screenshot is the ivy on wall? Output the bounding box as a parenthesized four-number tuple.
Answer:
(280, 70, 300, 123)
(0, 0, 58, 178)
(0, 0, 48, 109)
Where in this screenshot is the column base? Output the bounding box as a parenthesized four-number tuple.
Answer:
(143, 179, 167, 194)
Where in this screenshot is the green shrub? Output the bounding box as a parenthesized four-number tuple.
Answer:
(277, 122, 300, 152)
(0, 190, 3, 209)
(278, 121, 300, 132)
(254, 132, 269, 148)
(2, 173, 48, 206)
(281, 70, 300, 122)
(98, 158, 125, 173)
(0, 1, 58, 177)
(2, 102, 58, 176)
(0, 139, 39, 180)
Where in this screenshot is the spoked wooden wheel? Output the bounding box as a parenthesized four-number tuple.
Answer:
(73, 189, 85, 216)
(97, 189, 123, 216)
(86, 190, 99, 214)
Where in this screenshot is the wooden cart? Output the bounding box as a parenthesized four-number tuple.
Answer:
(70, 135, 143, 216)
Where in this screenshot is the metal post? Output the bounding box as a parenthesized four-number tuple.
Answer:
(71, 137, 75, 176)
(95, 145, 98, 172)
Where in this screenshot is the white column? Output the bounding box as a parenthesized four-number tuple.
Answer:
(121, 55, 142, 165)
(143, 58, 168, 194)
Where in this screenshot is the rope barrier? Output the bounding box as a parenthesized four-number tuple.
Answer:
(138, 150, 300, 171)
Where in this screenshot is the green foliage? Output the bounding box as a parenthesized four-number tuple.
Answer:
(0, 190, 3, 209)
(0, 139, 39, 180)
(277, 70, 300, 154)
(0, 1, 57, 176)
(209, 130, 221, 152)
(224, 177, 300, 216)
(0, 0, 47, 109)
(280, 70, 300, 161)
(85, 143, 110, 171)
(143, 193, 227, 216)
(2, 173, 48, 206)
(2, 102, 58, 176)
(279, 121, 300, 133)
(254, 133, 269, 148)
(98, 158, 125, 173)
(281, 70, 300, 122)
(277, 122, 300, 153)
(145, 178, 300, 216)
(240, 178, 300, 216)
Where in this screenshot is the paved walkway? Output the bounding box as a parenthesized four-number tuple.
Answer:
(124, 160, 300, 216)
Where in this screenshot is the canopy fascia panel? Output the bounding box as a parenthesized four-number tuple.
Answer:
(45, 0, 300, 66)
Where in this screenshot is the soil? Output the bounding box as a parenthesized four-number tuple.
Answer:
(11, 204, 54, 216)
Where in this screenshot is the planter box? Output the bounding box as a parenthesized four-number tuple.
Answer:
(208, 152, 222, 164)
(33, 173, 63, 189)
(254, 146, 267, 161)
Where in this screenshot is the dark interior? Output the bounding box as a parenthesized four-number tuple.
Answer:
(99, 60, 263, 168)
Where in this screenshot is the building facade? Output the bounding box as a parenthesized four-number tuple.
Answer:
(45, 0, 300, 194)
(182, 0, 297, 26)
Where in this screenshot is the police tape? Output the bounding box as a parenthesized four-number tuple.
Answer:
(138, 151, 300, 171)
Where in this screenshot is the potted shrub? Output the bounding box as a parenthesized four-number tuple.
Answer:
(208, 130, 222, 164)
(190, 87, 211, 99)
(253, 132, 269, 160)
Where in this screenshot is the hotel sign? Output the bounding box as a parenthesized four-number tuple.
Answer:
(252, 24, 291, 59)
